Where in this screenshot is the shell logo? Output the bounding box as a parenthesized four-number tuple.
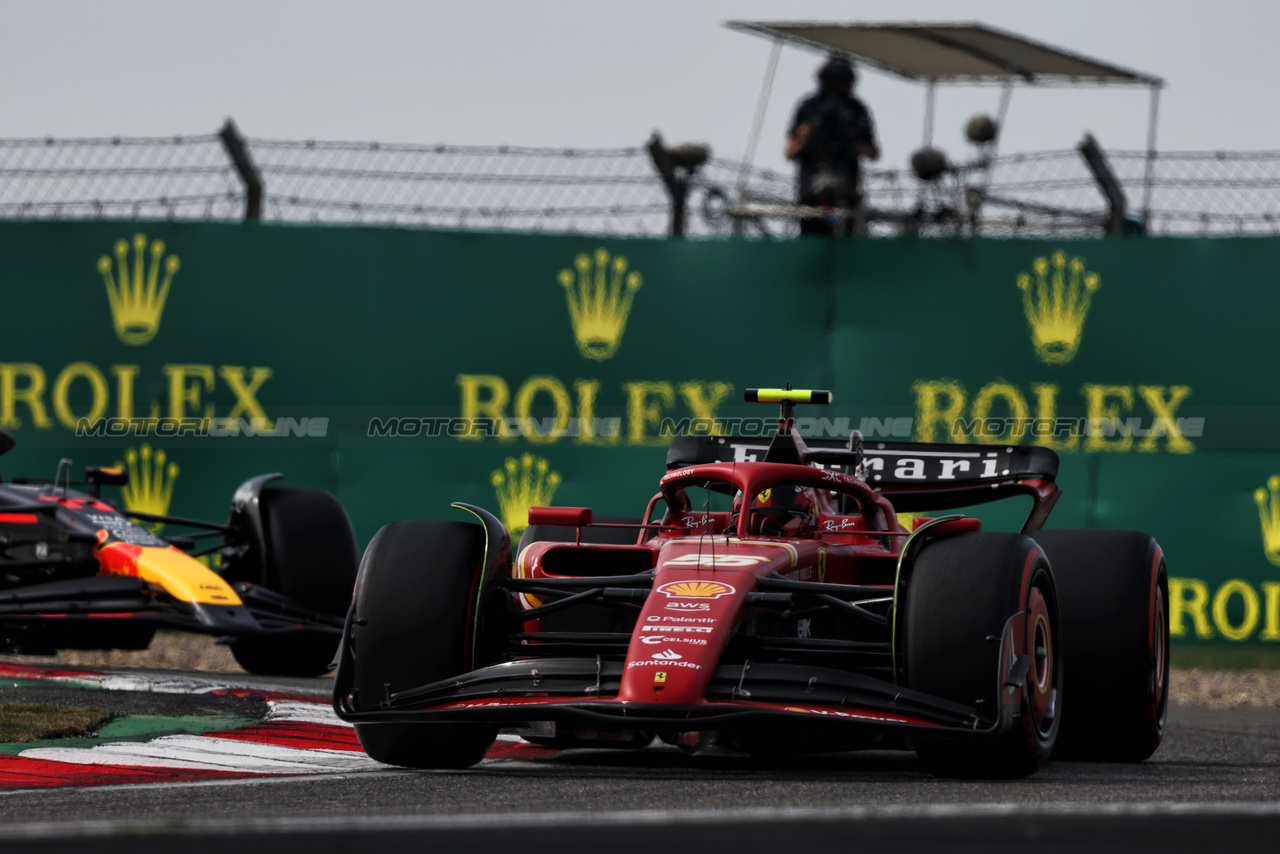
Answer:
(657, 580, 737, 599)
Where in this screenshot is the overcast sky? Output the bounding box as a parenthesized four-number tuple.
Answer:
(2, 0, 1276, 177)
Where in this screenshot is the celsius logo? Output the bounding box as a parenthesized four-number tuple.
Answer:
(651, 650, 682, 660)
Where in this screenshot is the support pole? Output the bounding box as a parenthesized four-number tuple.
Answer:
(218, 118, 263, 222)
(1141, 85, 1162, 228)
(734, 39, 783, 237)
(647, 133, 709, 238)
(1078, 132, 1127, 234)
(738, 39, 783, 202)
(923, 79, 936, 146)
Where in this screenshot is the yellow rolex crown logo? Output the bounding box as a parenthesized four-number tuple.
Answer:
(117, 443, 179, 535)
(97, 233, 180, 346)
(1255, 475, 1280, 567)
(1016, 249, 1099, 366)
(559, 248, 642, 361)
(491, 453, 562, 538)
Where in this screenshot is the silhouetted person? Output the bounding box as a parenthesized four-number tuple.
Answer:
(786, 55, 880, 236)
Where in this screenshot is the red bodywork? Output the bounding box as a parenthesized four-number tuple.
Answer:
(334, 423, 1065, 751)
(518, 462, 907, 712)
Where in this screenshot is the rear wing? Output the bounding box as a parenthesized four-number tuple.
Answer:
(666, 435, 1060, 531)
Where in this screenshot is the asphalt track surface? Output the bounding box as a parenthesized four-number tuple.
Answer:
(0, 667, 1277, 853)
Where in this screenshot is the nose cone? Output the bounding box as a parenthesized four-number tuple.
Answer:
(98, 541, 245, 607)
(618, 571, 752, 705)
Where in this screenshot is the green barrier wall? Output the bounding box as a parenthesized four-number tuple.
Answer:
(2, 222, 1277, 646)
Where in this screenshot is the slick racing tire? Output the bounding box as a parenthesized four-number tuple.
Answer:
(1033, 529, 1169, 762)
(517, 515, 642, 635)
(906, 532, 1062, 779)
(345, 520, 499, 769)
(230, 488, 359, 677)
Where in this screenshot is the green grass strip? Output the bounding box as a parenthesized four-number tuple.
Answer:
(1172, 646, 1280, 670)
(0, 704, 112, 744)
(0, 713, 260, 755)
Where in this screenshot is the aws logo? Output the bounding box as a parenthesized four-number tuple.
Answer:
(116, 443, 178, 535)
(1257, 475, 1280, 568)
(559, 248, 642, 361)
(491, 453, 562, 539)
(1017, 250, 1099, 366)
(98, 234, 180, 346)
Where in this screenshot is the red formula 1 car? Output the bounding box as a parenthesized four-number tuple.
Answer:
(334, 389, 1169, 778)
(0, 431, 358, 676)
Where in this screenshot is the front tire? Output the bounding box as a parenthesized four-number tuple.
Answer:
(229, 488, 359, 676)
(343, 520, 500, 769)
(905, 532, 1062, 779)
(1034, 529, 1168, 762)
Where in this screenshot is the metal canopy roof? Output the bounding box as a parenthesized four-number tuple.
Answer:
(727, 20, 1163, 87)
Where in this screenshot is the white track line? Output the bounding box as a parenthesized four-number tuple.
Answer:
(18, 699, 379, 774)
(260, 700, 346, 726)
(21, 734, 382, 774)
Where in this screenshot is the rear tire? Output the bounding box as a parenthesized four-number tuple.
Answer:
(1033, 529, 1168, 762)
(906, 532, 1061, 779)
(344, 520, 499, 769)
(229, 488, 359, 677)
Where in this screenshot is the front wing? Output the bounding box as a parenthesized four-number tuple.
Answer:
(0, 576, 343, 646)
(335, 657, 1021, 743)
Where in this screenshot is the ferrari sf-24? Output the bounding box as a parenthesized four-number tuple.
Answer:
(334, 388, 1169, 778)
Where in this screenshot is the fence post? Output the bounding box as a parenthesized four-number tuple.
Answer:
(1078, 133, 1127, 235)
(218, 118, 263, 222)
(647, 132, 709, 238)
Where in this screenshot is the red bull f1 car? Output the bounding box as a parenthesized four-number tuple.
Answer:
(0, 431, 357, 676)
(334, 389, 1169, 778)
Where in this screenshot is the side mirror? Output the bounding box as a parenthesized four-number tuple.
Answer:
(527, 506, 592, 527)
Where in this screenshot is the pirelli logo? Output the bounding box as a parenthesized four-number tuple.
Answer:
(641, 625, 713, 634)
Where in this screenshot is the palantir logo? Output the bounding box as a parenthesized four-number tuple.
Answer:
(1016, 249, 1100, 366)
(559, 248, 642, 361)
(97, 234, 180, 346)
(1256, 475, 1280, 567)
